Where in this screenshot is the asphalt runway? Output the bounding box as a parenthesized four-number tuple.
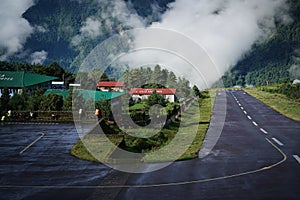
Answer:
(0, 124, 118, 200)
(0, 90, 299, 199)
(116, 90, 300, 199)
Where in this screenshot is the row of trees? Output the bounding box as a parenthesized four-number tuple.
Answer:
(122, 65, 192, 98)
(0, 88, 65, 112)
(260, 82, 300, 100)
(217, 65, 292, 87)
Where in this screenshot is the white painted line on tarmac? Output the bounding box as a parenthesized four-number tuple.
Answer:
(243, 111, 247, 114)
(260, 128, 268, 134)
(293, 155, 300, 165)
(240, 107, 244, 110)
(238, 103, 241, 106)
(247, 115, 252, 120)
(272, 137, 284, 146)
(19, 132, 45, 155)
(252, 121, 258, 126)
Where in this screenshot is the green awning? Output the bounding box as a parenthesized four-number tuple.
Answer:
(78, 90, 125, 101)
(45, 89, 125, 101)
(0, 71, 57, 88)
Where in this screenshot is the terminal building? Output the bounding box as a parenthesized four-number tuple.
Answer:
(129, 88, 176, 102)
(0, 71, 58, 96)
(97, 81, 125, 92)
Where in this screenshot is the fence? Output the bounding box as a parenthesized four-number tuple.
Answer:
(0, 110, 98, 123)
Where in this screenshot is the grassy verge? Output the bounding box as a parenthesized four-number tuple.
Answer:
(71, 94, 215, 163)
(70, 131, 123, 163)
(245, 88, 300, 121)
(178, 97, 214, 160)
(142, 96, 214, 162)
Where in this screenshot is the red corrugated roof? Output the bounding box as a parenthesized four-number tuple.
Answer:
(129, 88, 176, 95)
(97, 81, 125, 87)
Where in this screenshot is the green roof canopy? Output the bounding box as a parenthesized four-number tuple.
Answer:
(45, 89, 125, 101)
(0, 71, 57, 88)
(79, 90, 125, 101)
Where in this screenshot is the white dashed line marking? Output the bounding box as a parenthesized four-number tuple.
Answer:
(260, 128, 268, 134)
(272, 137, 284, 146)
(293, 155, 300, 165)
(247, 116, 252, 120)
(238, 104, 241, 107)
(240, 107, 244, 110)
(243, 111, 247, 114)
(252, 121, 258, 126)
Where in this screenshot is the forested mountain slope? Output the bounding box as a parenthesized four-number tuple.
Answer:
(19, 0, 174, 72)
(217, 0, 300, 87)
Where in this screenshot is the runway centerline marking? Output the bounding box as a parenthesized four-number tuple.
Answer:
(243, 111, 247, 114)
(19, 132, 45, 155)
(247, 116, 252, 120)
(260, 128, 268, 134)
(240, 107, 244, 110)
(293, 155, 300, 165)
(272, 137, 284, 146)
(252, 121, 258, 126)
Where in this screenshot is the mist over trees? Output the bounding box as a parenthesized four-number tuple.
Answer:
(215, 0, 300, 87)
(122, 65, 192, 98)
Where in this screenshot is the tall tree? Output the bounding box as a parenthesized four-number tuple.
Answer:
(192, 85, 201, 98)
(8, 91, 27, 111)
(39, 93, 63, 111)
(150, 65, 162, 84)
(166, 71, 177, 88)
(0, 87, 11, 112)
(27, 88, 44, 111)
(147, 91, 167, 107)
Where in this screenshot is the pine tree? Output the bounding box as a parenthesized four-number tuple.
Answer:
(0, 87, 11, 112)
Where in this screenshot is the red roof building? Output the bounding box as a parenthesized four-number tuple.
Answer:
(97, 82, 125, 92)
(97, 82, 125, 87)
(129, 88, 176, 102)
(129, 88, 176, 95)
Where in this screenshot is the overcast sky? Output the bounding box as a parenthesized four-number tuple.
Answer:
(0, 0, 292, 86)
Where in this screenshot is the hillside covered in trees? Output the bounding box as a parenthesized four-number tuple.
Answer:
(1, 0, 299, 87)
(216, 0, 300, 87)
(13, 0, 174, 72)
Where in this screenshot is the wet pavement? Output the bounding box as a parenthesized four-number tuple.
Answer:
(0, 123, 119, 200)
(0, 90, 299, 199)
(116, 90, 300, 199)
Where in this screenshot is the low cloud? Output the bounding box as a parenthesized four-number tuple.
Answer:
(30, 50, 48, 64)
(34, 25, 48, 33)
(71, 17, 103, 46)
(111, 0, 145, 28)
(72, 0, 145, 46)
(128, 0, 291, 87)
(0, 0, 35, 60)
(289, 64, 300, 79)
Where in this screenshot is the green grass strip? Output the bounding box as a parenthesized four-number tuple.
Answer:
(245, 89, 300, 121)
(71, 95, 215, 163)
